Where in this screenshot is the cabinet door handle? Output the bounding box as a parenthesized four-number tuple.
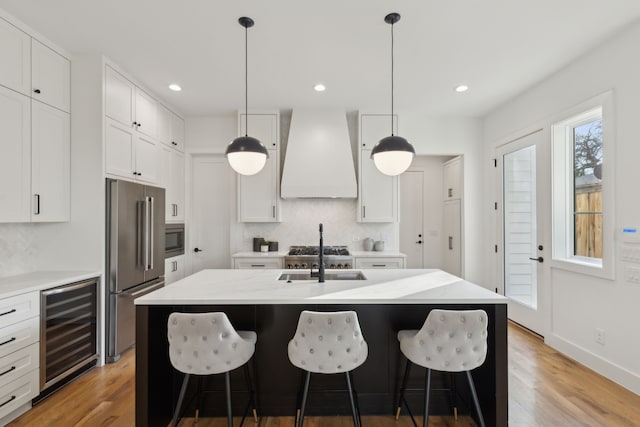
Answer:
(34, 194, 40, 215)
(272, 206, 276, 218)
(133, 121, 138, 126)
(416, 240, 422, 244)
(448, 188, 453, 198)
(172, 261, 178, 272)
(33, 89, 41, 94)
(0, 309, 16, 317)
(194, 248, 204, 253)
(0, 337, 16, 347)
(448, 236, 453, 250)
(0, 366, 16, 377)
(362, 206, 366, 218)
(0, 395, 16, 408)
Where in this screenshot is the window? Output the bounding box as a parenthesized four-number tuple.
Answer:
(551, 92, 614, 279)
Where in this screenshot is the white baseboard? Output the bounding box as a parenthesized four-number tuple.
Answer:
(545, 333, 640, 395)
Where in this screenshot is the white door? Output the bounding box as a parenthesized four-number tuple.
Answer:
(190, 155, 231, 273)
(400, 170, 424, 268)
(497, 130, 547, 335)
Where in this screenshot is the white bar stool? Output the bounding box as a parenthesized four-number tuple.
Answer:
(288, 310, 368, 427)
(167, 312, 258, 427)
(395, 309, 488, 427)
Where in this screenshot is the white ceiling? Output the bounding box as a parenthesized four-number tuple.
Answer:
(2, 0, 640, 117)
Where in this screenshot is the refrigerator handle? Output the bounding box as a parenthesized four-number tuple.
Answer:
(143, 197, 150, 271)
(137, 200, 144, 268)
(149, 196, 154, 271)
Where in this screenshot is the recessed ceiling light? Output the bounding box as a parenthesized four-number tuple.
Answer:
(313, 83, 326, 92)
(168, 84, 182, 92)
(455, 84, 469, 93)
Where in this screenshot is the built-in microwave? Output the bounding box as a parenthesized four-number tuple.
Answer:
(165, 223, 185, 258)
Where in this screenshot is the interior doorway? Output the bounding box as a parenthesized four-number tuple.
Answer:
(400, 170, 424, 267)
(189, 154, 232, 274)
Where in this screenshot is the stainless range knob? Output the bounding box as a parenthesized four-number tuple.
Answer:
(301, 263, 307, 269)
(345, 263, 352, 269)
(312, 263, 319, 269)
(287, 264, 293, 269)
(330, 264, 337, 269)
(294, 264, 300, 269)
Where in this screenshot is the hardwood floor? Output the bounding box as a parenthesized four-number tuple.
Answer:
(9, 322, 640, 426)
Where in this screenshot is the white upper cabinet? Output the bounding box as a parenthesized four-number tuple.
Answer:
(443, 156, 463, 200)
(160, 146, 185, 221)
(156, 103, 172, 146)
(31, 100, 70, 221)
(0, 86, 31, 222)
(0, 18, 30, 96)
(31, 39, 70, 113)
(105, 66, 134, 126)
(105, 65, 163, 184)
(237, 113, 280, 222)
(358, 114, 398, 223)
(157, 103, 185, 152)
(134, 88, 157, 139)
(170, 112, 185, 151)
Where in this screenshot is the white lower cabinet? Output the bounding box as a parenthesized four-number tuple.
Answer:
(0, 291, 39, 424)
(165, 255, 185, 285)
(354, 256, 405, 269)
(233, 257, 283, 269)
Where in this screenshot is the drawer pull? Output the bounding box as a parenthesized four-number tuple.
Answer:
(0, 366, 16, 377)
(0, 337, 17, 347)
(0, 395, 16, 408)
(0, 309, 16, 317)
(372, 264, 386, 267)
(251, 264, 265, 268)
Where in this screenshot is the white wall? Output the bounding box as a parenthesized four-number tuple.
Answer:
(483, 21, 640, 394)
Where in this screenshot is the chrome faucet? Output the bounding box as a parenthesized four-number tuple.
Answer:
(311, 223, 325, 282)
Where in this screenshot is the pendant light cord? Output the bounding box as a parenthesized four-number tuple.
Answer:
(390, 20, 394, 136)
(245, 23, 249, 137)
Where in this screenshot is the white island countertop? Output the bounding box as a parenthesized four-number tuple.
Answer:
(0, 270, 101, 298)
(135, 269, 506, 305)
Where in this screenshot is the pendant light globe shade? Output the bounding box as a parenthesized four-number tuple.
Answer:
(225, 136, 269, 176)
(371, 135, 415, 176)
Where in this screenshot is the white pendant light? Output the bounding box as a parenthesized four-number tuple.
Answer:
(370, 13, 415, 176)
(225, 17, 269, 176)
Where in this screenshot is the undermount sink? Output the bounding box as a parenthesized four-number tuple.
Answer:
(278, 271, 367, 281)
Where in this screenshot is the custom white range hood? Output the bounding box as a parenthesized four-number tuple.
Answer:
(281, 109, 357, 198)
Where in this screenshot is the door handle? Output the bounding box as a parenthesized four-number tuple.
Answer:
(416, 240, 422, 244)
(529, 257, 544, 263)
(194, 248, 204, 253)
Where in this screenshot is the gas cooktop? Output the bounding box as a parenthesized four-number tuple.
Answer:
(288, 246, 350, 256)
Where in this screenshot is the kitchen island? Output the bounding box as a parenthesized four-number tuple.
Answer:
(135, 269, 507, 426)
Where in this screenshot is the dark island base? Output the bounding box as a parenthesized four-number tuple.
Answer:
(136, 303, 507, 427)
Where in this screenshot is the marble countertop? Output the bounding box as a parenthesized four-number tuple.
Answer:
(232, 251, 289, 257)
(0, 270, 102, 299)
(135, 269, 506, 305)
(350, 251, 406, 257)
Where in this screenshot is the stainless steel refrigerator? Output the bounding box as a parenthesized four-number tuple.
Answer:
(106, 179, 165, 362)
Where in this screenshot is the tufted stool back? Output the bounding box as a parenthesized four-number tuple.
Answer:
(167, 312, 256, 375)
(288, 310, 368, 374)
(400, 309, 488, 372)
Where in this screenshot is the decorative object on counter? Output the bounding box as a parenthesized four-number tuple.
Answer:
(363, 237, 374, 251)
(253, 237, 264, 252)
(370, 12, 415, 176)
(224, 16, 269, 176)
(260, 240, 269, 252)
(268, 241, 279, 252)
(374, 240, 385, 251)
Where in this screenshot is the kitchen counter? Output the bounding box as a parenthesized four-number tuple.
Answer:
(0, 270, 101, 298)
(350, 250, 406, 257)
(135, 269, 507, 427)
(135, 268, 504, 305)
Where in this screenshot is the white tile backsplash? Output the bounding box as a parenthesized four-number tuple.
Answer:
(0, 224, 37, 278)
(238, 199, 397, 252)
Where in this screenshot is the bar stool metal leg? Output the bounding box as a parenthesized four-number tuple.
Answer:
(349, 371, 362, 427)
(395, 359, 412, 419)
(423, 368, 431, 427)
(225, 371, 233, 427)
(172, 373, 190, 427)
(466, 371, 486, 427)
(243, 363, 258, 422)
(297, 371, 311, 427)
(345, 372, 360, 427)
